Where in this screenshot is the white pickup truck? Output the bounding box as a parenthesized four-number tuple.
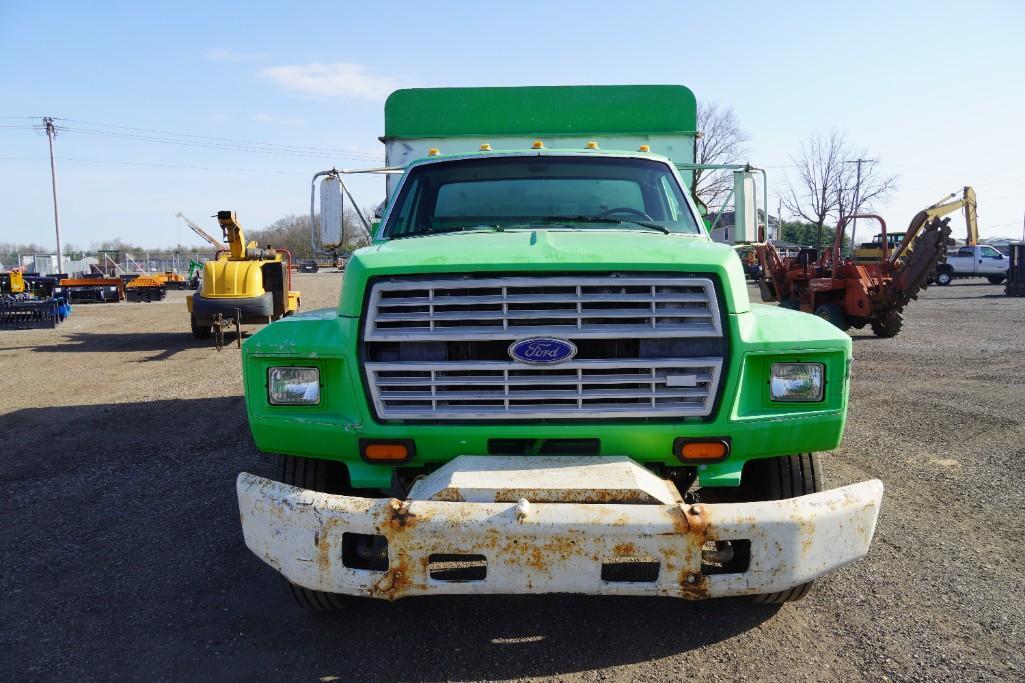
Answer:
(934, 245, 1009, 285)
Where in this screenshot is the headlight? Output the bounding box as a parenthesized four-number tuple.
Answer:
(770, 363, 824, 402)
(268, 367, 320, 405)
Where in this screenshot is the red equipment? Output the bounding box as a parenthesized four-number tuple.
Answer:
(756, 213, 951, 338)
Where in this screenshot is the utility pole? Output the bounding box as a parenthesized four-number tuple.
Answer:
(844, 158, 877, 257)
(777, 196, 782, 242)
(43, 117, 64, 275)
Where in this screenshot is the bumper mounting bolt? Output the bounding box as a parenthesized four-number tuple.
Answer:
(685, 573, 700, 585)
(515, 498, 530, 523)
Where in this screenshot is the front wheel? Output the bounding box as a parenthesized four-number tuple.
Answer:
(740, 454, 823, 603)
(935, 270, 953, 286)
(278, 455, 356, 610)
(871, 311, 903, 338)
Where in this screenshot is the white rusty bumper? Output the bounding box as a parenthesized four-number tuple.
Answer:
(237, 472, 883, 600)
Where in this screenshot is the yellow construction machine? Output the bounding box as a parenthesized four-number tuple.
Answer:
(186, 211, 300, 340)
(854, 186, 977, 261)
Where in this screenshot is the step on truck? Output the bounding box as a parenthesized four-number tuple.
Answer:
(236, 85, 883, 607)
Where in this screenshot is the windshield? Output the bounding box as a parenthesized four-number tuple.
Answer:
(383, 155, 701, 238)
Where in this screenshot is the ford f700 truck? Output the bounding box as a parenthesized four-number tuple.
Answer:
(236, 85, 883, 609)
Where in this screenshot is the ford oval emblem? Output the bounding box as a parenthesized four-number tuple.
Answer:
(508, 337, 578, 365)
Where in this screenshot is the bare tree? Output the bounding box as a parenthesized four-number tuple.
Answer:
(692, 103, 749, 209)
(783, 132, 896, 248)
(783, 132, 846, 247)
(249, 208, 375, 259)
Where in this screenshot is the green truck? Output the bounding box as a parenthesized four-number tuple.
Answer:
(236, 85, 883, 608)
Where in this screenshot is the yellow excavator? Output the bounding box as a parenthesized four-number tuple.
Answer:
(186, 211, 300, 340)
(854, 186, 977, 261)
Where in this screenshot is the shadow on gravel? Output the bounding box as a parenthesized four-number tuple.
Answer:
(291, 594, 782, 681)
(6, 331, 247, 361)
(2, 398, 783, 680)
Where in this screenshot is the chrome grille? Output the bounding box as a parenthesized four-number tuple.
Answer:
(365, 276, 722, 341)
(366, 359, 723, 420)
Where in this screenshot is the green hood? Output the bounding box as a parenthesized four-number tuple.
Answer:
(338, 229, 750, 316)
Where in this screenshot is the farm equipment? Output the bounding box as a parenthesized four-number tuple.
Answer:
(1, 270, 71, 329)
(757, 207, 953, 337)
(234, 85, 883, 609)
(186, 210, 300, 341)
(160, 271, 188, 290)
(124, 274, 168, 302)
(61, 275, 125, 303)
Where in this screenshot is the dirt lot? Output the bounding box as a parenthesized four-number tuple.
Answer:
(2, 273, 1024, 681)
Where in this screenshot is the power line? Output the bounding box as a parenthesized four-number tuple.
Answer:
(56, 125, 382, 161)
(0, 155, 307, 174)
(0, 114, 384, 161)
(61, 117, 381, 158)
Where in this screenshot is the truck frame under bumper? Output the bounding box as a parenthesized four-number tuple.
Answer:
(237, 469, 883, 601)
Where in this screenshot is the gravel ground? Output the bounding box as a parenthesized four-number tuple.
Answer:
(2, 273, 1024, 681)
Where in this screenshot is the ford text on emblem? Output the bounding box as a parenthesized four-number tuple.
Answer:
(508, 337, 578, 365)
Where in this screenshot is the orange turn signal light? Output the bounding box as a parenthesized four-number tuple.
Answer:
(674, 438, 730, 462)
(361, 439, 415, 463)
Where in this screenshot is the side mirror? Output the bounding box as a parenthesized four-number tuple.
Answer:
(732, 171, 757, 243)
(319, 176, 344, 249)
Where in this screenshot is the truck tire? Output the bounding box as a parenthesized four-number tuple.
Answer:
(740, 454, 823, 604)
(814, 303, 849, 331)
(190, 315, 210, 339)
(871, 311, 903, 338)
(987, 275, 1006, 284)
(935, 269, 953, 286)
(278, 454, 354, 610)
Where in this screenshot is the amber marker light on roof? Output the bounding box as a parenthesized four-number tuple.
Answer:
(531, 140, 544, 149)
(638, 144, 651, 152)
(427, 148, 440, 156)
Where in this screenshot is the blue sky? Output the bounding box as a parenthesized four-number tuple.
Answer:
(2, 0, 1023, 250)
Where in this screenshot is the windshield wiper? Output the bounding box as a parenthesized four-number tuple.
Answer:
(393, 225, 505, 239)
(537, 215, 671, 234)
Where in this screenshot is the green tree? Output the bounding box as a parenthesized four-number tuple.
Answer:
(779, 220, 849, 251)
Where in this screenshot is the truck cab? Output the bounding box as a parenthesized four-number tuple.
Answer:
(936, 244, 1009, 285)
(235, 86, 883, 609)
